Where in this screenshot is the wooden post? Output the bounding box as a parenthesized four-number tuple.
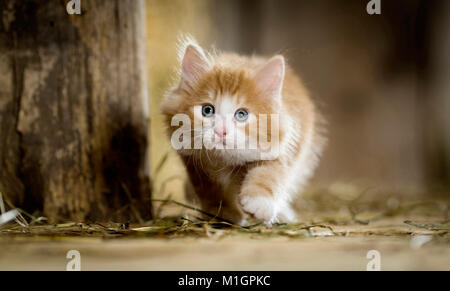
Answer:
(0, 0, 151, 222)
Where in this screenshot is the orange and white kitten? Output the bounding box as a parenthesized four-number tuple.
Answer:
(161, 37, 324, 225)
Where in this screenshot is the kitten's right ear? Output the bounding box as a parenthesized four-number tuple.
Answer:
(255, 55, 285, 98)
(180, 44, 210, 87)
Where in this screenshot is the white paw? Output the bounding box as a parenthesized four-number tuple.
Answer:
(237, 218, 249, 227)
(240, 196, 277, 224)
(277, 206, 298, 223)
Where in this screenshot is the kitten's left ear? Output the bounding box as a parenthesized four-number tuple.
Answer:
(255, 55, 285, 98)
(180, 44, 210, 87)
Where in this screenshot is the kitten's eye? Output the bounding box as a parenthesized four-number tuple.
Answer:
(201, 104, 215, 117)
(234, 109, 249, 122)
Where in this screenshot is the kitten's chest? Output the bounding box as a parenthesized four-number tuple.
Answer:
(214, 171, 235, 188)
(207, 165, 246, 192)
(184, 156, 247, 193)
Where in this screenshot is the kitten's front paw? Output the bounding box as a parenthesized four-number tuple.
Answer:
(240, 195, 277, 224)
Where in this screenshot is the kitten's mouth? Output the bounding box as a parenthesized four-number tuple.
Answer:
(216, 139, 226, 147)
(214, 135, 226, 146)
(212, 137, 228, 149)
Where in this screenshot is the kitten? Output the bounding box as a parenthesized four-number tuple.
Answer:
(161, 37, 325, 225)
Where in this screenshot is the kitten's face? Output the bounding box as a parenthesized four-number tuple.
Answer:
(162, 44, 285, 164)
(188, 75, 278, 163)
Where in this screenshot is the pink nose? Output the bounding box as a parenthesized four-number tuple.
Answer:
(214, 128, 227, 137)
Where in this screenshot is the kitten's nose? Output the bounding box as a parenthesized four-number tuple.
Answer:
(214, 128, 227, 137)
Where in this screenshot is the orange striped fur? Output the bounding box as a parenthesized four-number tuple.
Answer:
(161, 37, 325, 224)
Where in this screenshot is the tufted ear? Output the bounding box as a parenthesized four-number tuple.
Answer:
(254, 55, 285, 98)
(180, 44, 210, 87)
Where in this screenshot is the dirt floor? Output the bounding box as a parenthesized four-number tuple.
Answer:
(0, 188, 449, 271)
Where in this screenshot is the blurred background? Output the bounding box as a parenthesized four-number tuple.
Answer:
(147, 0, 450, 204)
(0, 0, 448, 271)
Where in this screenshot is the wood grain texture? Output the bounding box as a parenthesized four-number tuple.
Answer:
(0, 0, 151, 222)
